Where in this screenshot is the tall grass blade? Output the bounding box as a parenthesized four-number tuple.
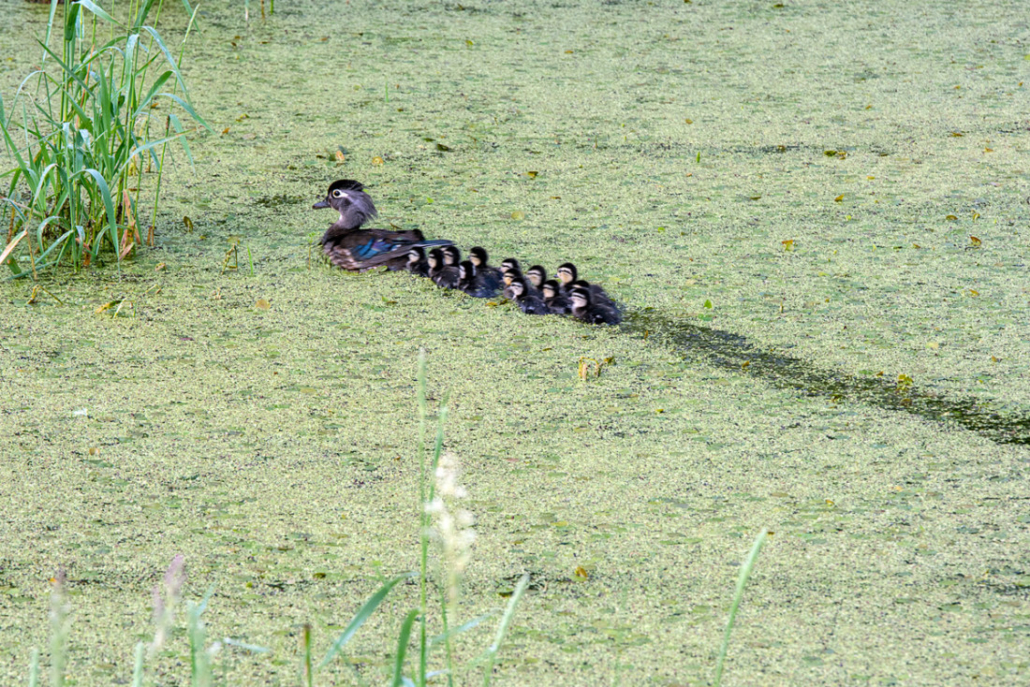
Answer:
(301, 624, 313, 687)
(391, 610, 419, 687)
(131, 641, 145, 687)
(319, 573, 414, 669)
(187, 587, 215, 687)
(429, 611, 496, 649)
(712, 529, 769, 687)
(76, 0, 122, 27)
(27, 647, 39, 687)
(480, 573, 530, 687)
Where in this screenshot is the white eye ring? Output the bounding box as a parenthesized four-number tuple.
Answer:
(331, 189, 346, 198)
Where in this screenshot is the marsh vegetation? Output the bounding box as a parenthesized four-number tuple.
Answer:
(2, 0, 1029, 685)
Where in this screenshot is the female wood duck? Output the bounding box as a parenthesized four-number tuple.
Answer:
(541, 280, 572, 315)
(427, 247, 461, 289)
(458, 260, 499, 298)
(314, 180, 451, 271)
(468, 247, 503, 290)
(570, 286, 622, 325)
(509, 277, 550, 315)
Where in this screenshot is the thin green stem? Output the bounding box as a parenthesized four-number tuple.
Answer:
(712, 529, 769, 687)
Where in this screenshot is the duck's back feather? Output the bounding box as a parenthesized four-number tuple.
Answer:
(322, 228, 452, 272)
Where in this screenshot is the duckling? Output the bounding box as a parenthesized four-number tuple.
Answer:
(541, 280, 572, 315)
(500, 257, 521, 277)
(501, 267, 523, 300)
(314, 180, 451, 271)
(468, 247, 503, 292)
(570, 278, 616, 308)
(428, 248, 461, 289)
(508, 277, 550, 315)
(404, 246, 430, 277)
(458, 260, 499, 298)
(555, 262, 579, 295)
(442, 245, 462, 267)
(569, 286, 622, 325)
(525, 265, 548, 290)
(465, 246, 500, 292)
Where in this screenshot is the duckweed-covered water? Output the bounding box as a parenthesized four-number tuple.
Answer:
(1, 1, 1029, 684)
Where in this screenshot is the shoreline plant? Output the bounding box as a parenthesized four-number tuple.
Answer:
(0, 0, 208, 279)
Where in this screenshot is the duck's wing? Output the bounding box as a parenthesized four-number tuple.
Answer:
(323, 230, 452, 272)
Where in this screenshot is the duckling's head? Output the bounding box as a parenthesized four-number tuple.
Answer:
(428, 248, 445, 270)
(443, 245, 462, 266)
(500, 257, 521, 275)
(458, 260, 476, 281)
(509, 276, 528, 298)
(407, 246, 426, 265)
(469, 246, 488, 267)
(570, 286, 591, 309)
(541, 279, 561, 299)
(526, 265, 547, 288)
(313, 179, 378, 229)
(556, 262, 577, 285)
(502, 267, 522, 286)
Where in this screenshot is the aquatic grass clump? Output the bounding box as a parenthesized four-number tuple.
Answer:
(0, 0, 208, 279)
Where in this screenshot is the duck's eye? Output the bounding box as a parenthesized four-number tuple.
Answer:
(331, 189, 346, 199)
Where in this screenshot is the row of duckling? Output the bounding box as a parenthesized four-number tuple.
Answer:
(395, 245, 622, 325)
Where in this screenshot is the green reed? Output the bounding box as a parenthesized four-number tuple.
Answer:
(0, 0, 208, 279)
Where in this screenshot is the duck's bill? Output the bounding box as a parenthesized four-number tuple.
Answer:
(312, 200, 330, 209)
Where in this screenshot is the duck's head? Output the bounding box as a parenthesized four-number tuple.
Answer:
(509, 276, 528, 298)
(556, 262, 577, 285)
(313, 179, 378, 229)
(407, 246, 426, 265)
(459, 260, 476, 282)
(443, 245, 462, 266)
(570, 286, 591, 309)
(427, 248, 445, 270)
(500, 257, 521, 275)
(469, 246, 488, 267)
(541, 279, 561, 299)
(502, 267, 522, 286)
(526, 265, 547, 288)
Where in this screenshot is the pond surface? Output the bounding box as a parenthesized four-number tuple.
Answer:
(1, 0, 1028, 684)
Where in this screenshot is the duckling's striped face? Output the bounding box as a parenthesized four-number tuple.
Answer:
(526, 266, 546, 288)
(469, 247, 486, 267)
(443, 245, 461, 266)
(502, 268, 520, 286)
(541, 281, 557, 299)
(407, 248, 422, 264)
(500, 258, 519, 273)
(459, 260, 475, 280)
(557, 264, 576, 284)
(509, 278, 526, 297)
(427, 249, 443, 269)
(570, 288, 590, 308)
